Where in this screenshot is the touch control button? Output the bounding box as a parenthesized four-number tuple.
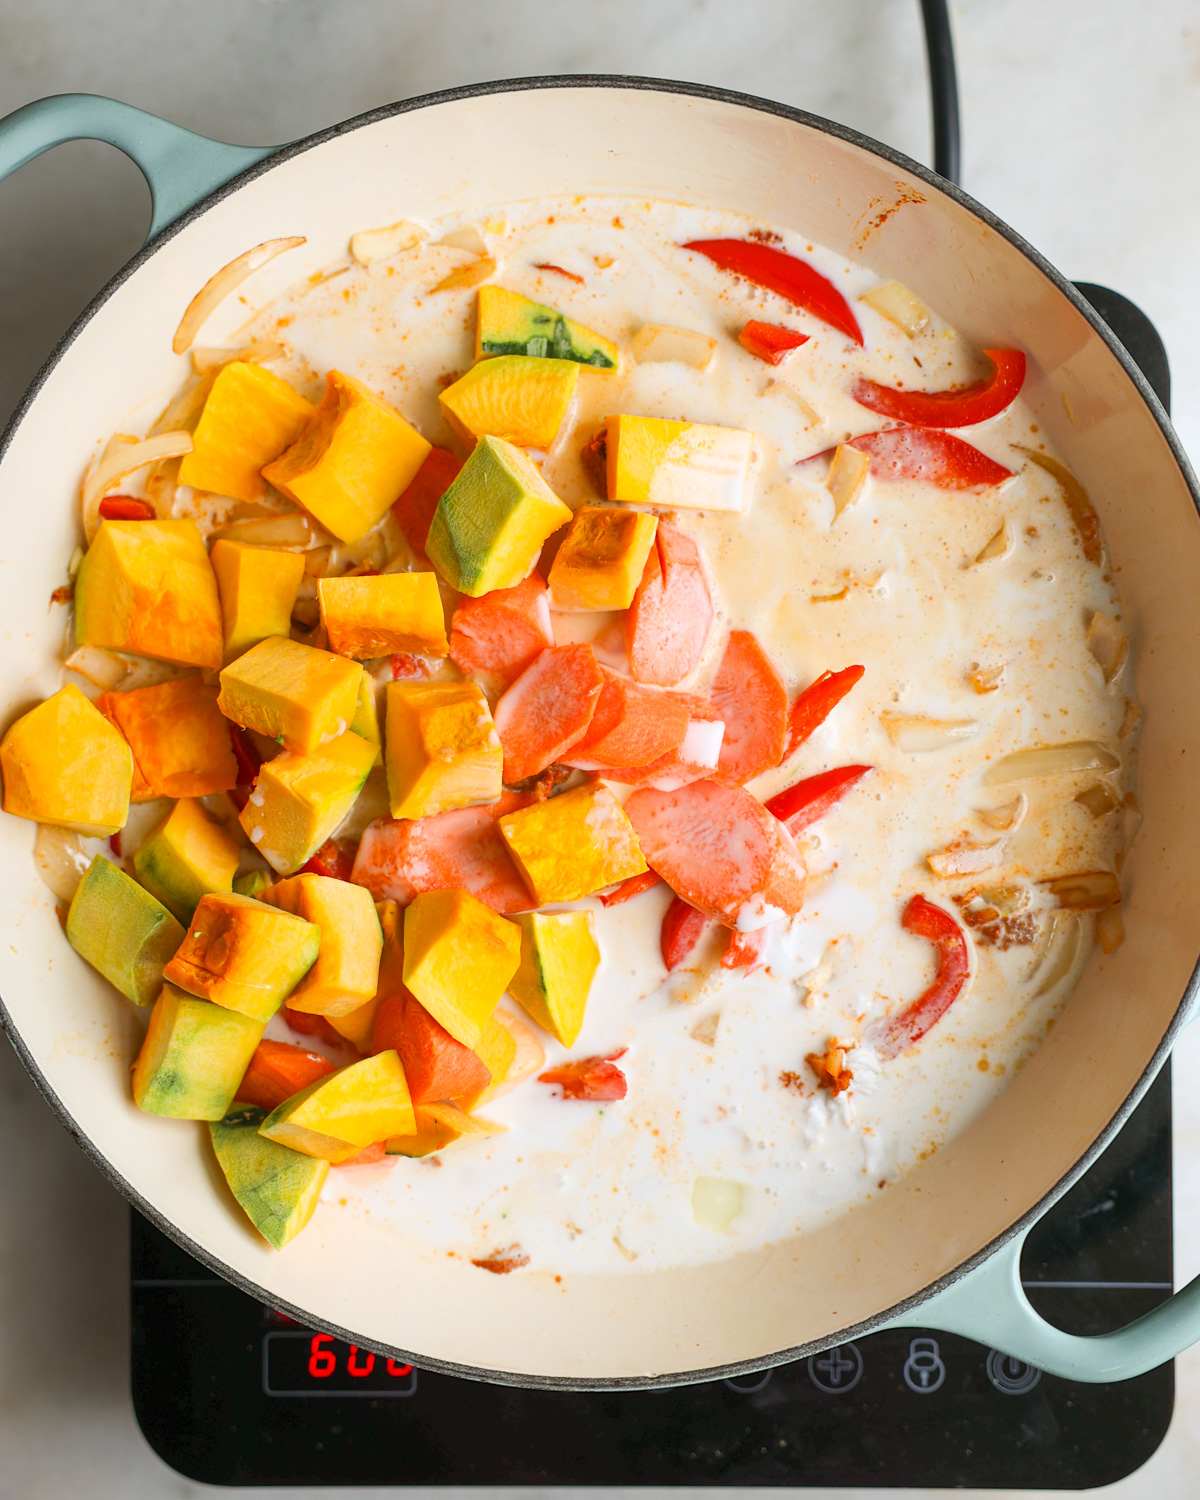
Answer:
(903, 1337, 946, 1393)
(807, 1342, 863, 1393)
(724, 1369, 773, 1394)
(986, 1350, 1042, 1395)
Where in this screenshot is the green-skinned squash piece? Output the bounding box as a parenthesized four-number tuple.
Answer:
(132, 983, 264, 1119)
(210, 1104, 328, 1249)
(66, 854, 185, 1006)
(233, 868, 274, 898)
(349, 672, 380, 745)
(476, 286, 617, 370)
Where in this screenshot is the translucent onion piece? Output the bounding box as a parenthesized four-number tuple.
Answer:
(432, 255, 495, 293)
(973, 520, 1012, 564)
(969, 662, 1006, 694)
(691, 1176, 744, 1233)
(765, 379, 820, 426)
(1075, 782, 1118, 818)
(172, 236, 306, 355)
(150, 371, 216, 437)
(810, 584, 848, 603)
(67, 545, 84, 582)
(984, 740, 1119, 784)
(81, 431, 193, 542)
(880, 713, 979, 753)
(191, 340, 287, 374)
(35, 824, 92, 902)
(64, 645, 131, 690)
(1042, 869, 1121, 911)
(212, 512, 332, 550)
(860, 280, 929, 336)
(1017, 446, 1102, 565)
(927, 838, 1005, 878)
(690, 1013, 720, 1046)
(1030, 912, 1081, 997)
(437, 225, 489, 256)
(303, 545, 335, 578)
(1096, 906, 1125, 955)
(350, 219, 426, 265)
(1086, 610, 1128, 684)
(631, 323, 718, 371)
(1119, 699, 1143, 740)
(828, 443, 870, 518)
(977, 791, 1027, 832)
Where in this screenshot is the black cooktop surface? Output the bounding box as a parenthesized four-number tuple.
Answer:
(131, 284, 1175, 1489)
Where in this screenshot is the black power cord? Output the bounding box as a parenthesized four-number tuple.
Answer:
(919, 0, 961, 184)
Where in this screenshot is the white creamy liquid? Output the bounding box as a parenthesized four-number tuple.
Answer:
(153, 198, 1135, 1273)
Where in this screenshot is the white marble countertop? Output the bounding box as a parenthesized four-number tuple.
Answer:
(3, 1, 1200, 1495)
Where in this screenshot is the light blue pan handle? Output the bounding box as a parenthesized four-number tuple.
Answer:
(0, 92, 274, 239)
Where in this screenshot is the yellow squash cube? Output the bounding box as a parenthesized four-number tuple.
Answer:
(328, 898, 400, 1049)
(238, 729, 378, 875)
(318, 572, 448, 659)
(218, 635, 363, 755)
(261, 874, 383, 1018)
(385, 1102, 505, 1158)
(262, 370, 432, 545)
(0, 684, 131, 836)
(425, 435, 572, 597)
(178, 361, 315, 504)
(547, 505, 659, 611)
(385, 680, 502, 820)
(438, 354, 579, 450)
(455, 1010, 545, 1112)
(258, 1050, 416, 1160)
(97, 674, 238, 801)
(402, 888, 521, 1047)
(75, 519, 223, 671)
(164, 891, 320, 1022)
(134, 797, 242, 924)
(211, 540, 306, 663)
(606, 414, 754, 514)
(508, 910, 600, 1046)
(499, 784, 646, 904)
(132, 983, 264, 1120)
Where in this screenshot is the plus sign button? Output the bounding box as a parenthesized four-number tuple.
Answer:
(807, 1342, 864, 1393)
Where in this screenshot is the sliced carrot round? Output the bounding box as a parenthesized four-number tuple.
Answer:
(392, 445, 463, 565)
(565, 668, 689, 769)
(710, 629, 787, 784)
(493, 643, 604, 783)
(627, 523, 713, 687)
(235, 1038, 336, 1112)
(373, 992, 491, 1105)
(448, 572, 554, 683)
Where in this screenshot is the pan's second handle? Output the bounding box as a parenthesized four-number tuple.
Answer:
(883, 1230, 1199, 1382)
(0, 93, 274, 240)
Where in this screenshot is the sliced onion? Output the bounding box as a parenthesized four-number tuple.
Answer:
(691, 1176, 744, 1233)
(64, 645, 131, 690)
(1096, 906, 1125, 955)
(212, 511, 332, 550)
(973, 520, 1012, 564)
(35, 825, 93, 902)
(631, 324, 717, 371)
(881, 713, 979, 753)
(1042, 869, 1120, 910)
(438, 225, 489, 256)
(172, 236, 306, 355)
(150, 371, 216, 437)
(191, 340, 288, 374)
(432, 255, 495, 293)
(977, 791, 1027, 832)
(1075, 782, 1118, 818)
(969, 662, 1006, 694)
(350, 219, 426, 265)
(1086, 610, 1128, 685)
(859, 281, 929, 336)
(81, 432, 193, 543)
(927, 838, 1005, 878)
(765, 379, 821, 427)
(1017, 447, 1102, 566)
(1030, 911, 1081, 997)
(67, 545, 84, 582)
(690, 1012, 720, 1046)
(828, 443, 870, 518)
(984, 741, 1118, 785)
(1119, 699, 1143, 740)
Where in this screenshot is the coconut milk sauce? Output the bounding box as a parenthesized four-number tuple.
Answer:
(177, 200, 1133, 1272)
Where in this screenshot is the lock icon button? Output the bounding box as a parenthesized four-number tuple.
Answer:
(903, 1336, 946, 1393)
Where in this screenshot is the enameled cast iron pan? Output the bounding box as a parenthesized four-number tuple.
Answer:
(2, 80, 1200, 1389)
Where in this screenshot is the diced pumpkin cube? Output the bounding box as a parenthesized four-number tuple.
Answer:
(508, 910, 600, 1046)
(426, 435, 572, 598)
(234, 1039, 336, 1112)
(385, 1101, 504, 1158)
(476, 286, 617, 369)
(134, 797, 242, 924)
(349, 673, 380, 745)
(75, 519, 223, 670)
(448, 572, 553, 682)
(455, 1009, 544, 1112)
(318, 572, 448, 659)
(132, 983, 264, 1119)
(373, 991, 491, 1106)
(164, 891, 320, 1022)
(218, 635, 364, 755)
(0, 684, 131, 836)
(210, 540, 306, 663)
(178, 361, 315, 504)
(402, 888, 521, 1047)
(262, 370, 432, 544)
(97, 675, 237, 802)
(238, 729, 378, 875)
(258, 1050, 416, 1160)
(547, 505, 658, 611)
(385, 680, 502, 820)
(606, 414, 754, 514)
(209, 1104, 328, 1249)
(260, 874, 383, 1018)
(499, 784, 646, 904)
(66, 854, 185, 1006)
(438, 354, 579, 450)
(326, 897, 398, 1049)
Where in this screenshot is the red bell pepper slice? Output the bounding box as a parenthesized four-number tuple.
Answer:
(661, 895, 711, 971)
(783, 665, 864, 760)
(390, 652, 432, 680)
(765, 764, 872, 836)
(301, 837, 357, 882)
(847, 428, 1012, 489)
(228, 724, 264, 787)
(721, 926, 767, 972)
(599, 869, 663, 907)
(738, 320, 810, 365)
(873, 895, 970, 1060)
(98, 495, 156, 521)
(539, 1049, 628, 1101)
(683, 239, 863, 345)
(852, 349, 1025, 429)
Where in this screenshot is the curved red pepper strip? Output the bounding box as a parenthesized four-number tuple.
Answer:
(661, 895, 711, 971)
(765, 764, 872, 836)
(847, 428, 1012, 490)
(721, 926, 767, 972)
(873, 895, 970, 1060)
(683, 239, 864, 345)
(852, 350, 1025, 429)
(783, 665, 864, 760)
(301, 837, 357, 882)
(228, 724, 264, 787)
(599, 869, 663, 907)
(738, 320, 810, 365)
(538, 1050, 628, 1101)
(98, 495, 156, 521)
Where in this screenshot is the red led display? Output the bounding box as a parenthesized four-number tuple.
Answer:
(265, 1332, 417, 1397)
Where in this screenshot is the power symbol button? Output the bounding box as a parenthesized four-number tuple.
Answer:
(903, 1337, 946, 1393)
(986, 1349, 1042, 1395)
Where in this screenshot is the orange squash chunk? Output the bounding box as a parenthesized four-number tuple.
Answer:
(492, 644, 603, 783)
(709, 630, 788, 784)
(97, 675, 237, 801)
(448, 572, 554, 683)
